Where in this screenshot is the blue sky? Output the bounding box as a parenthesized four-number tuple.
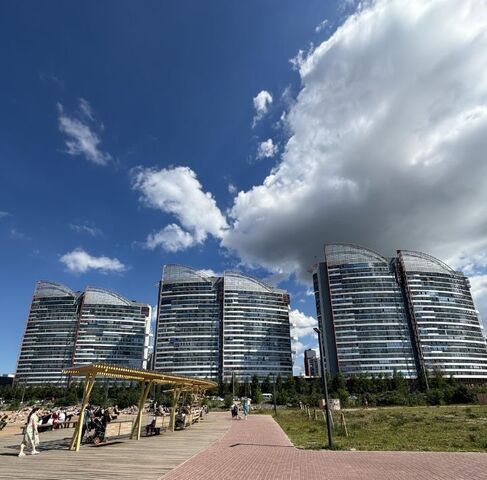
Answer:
(2, 0, 487, 375)
(0, 0, 344, 373)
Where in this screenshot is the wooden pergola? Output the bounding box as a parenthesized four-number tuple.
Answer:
(62, 363, 217, 451)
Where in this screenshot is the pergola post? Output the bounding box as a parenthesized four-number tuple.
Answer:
(171, 388, 182, 432)
(70, 374, 96, 451)
(131, 380, 153, 440)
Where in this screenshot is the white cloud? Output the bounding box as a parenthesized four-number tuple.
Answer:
(132, 166, 228, 251)
(315, 19, 329, 33)
(60, 248, 126, 274)
(151, 304, 158, 323)
(69, 222, 103, 237)
(252, 90, 273, 126)
(9, 228, 29, 240)
(290, 309, 318, 339)
(228, 183, 237, 195)
(470, 275, 487, 329)
(289, 50, 306, 71)
(57, 100, 112, 166)
(0, 211, 10, 219)
(78, 98, 94, 121)
(145, 224, 196, 252)
(256, 139, 278, 159)
(289, 43, 315, 71)
(223, 0, 487, 288)
(196, 269, 220, 277)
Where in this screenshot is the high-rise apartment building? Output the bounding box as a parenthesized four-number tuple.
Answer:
(304, 348, 321, 377)
(15, 281, 150, 385)
(154, 265, 221, 378)
(154, 265, 293, 380)
(312, 244, 487, 380)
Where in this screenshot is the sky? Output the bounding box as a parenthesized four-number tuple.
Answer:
(1, 0, 487, 375)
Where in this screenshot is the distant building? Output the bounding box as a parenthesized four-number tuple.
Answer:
(15, 281, 151, 385)
(312, 244, 487, 380)
(304, 349, 321, 377)
(154, 265, 293, 380)
(0, 374, 14, 387)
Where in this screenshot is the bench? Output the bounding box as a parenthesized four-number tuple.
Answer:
(62, 420, 78, 429)
(104, 420, 133, 440)
(146, 416, 168, 436)
(192, 409, 201, 423)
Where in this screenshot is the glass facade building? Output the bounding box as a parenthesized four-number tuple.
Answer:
(222, 271, 292, 380)
(397, 250, 487, 379)
(72, 287, 151, 370)
(15, 281, 151, 385)
(154, 265, 221, 378)
(154, 266, 293, 380)
(313, 244, 487, 380)
(16, 281, 80, 385)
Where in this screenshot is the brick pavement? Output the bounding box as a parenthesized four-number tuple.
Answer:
(161, 413, 487, 480)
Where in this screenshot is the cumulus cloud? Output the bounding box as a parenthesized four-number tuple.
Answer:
(290, 309, 318, 340)
(69, 222, 103, 237)
(132, 166, 228, 251)
(223, 0, 487, 287)
(57, 99, 112, 166)
(60, 248, 126, 274)
(256, 139, 278, 159)
(470, 275, 487, 329)
(145, 224, 196, 252)
(252, 90, 273, 126)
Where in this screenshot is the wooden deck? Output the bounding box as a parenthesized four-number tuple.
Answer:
(0, 412, 231, 480)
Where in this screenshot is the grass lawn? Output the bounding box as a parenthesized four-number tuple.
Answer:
(270, 405, 487, 452)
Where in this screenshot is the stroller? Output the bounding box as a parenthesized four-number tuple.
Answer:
(84, 417, 106, 445)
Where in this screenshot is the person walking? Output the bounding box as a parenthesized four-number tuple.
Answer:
(242, 399, 250, 420)
(19, 407, 40, 457)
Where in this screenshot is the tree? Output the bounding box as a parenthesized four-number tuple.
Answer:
(261, 375, 272, 394)
(223, 394, 234, 409)
(251, 386, 263, 405)
(332, 372, 346, 392)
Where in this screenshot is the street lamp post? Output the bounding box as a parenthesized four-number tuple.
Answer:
(314, 327, 333, 449)
(272, 374, 277, 415)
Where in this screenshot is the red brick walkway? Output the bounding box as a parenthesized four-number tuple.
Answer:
(161, 413, 487, 480)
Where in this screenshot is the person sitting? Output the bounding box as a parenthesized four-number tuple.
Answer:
(145, 417, 156, 435)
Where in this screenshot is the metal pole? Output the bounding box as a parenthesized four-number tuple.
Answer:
(314, 327, 333, 449)
(232, 371, 235, 400)
(273, 374, 277, 415)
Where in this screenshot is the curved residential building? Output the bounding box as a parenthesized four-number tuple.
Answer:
(313, 244, 487, 380)
(223, 271, 293, 380)
(154, 266, 293, 380)
(313, 244, 417, 378)
(397, 250, 487, 379)
(15, 282, 150, 385)
(154, 265, 221, 378)
(73, 287, 151, 370)
(15, 281, 80, 385)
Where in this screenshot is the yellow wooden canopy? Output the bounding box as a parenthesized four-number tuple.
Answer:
(63, 363, 217, 389)
(62, 363, 217, 451)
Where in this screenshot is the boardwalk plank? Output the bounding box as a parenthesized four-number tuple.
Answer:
(0, 413, 231, 480)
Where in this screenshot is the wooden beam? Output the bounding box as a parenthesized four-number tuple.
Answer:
(70, 374, 95, 451)
(171, 388, 182, 432)
(131, 380, 153, 440)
